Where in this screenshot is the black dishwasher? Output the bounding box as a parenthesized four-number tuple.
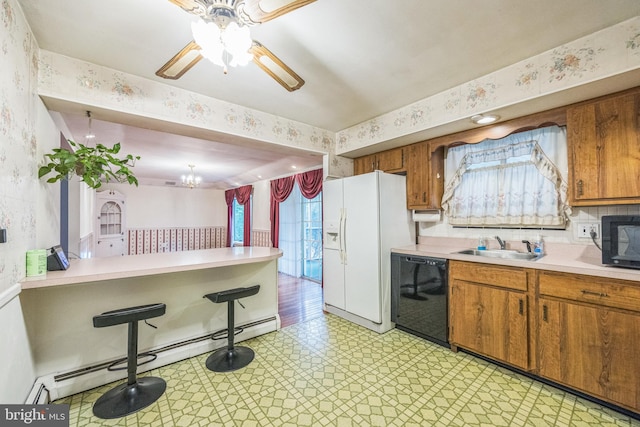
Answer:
(391, 253, 448, 347)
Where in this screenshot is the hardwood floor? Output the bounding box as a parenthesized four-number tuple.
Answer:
(278, 273, 324, 328)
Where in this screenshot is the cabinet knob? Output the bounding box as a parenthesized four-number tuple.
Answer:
(577, 179, 584, 197)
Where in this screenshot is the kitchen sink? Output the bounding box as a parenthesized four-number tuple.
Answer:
(456, 249, 541, 261)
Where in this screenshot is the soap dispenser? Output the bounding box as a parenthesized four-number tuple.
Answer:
(534, 234, 544, 256)
(477, 236, 487, 250)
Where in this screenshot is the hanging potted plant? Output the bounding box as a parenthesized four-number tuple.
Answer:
(38, 139, 141, 189)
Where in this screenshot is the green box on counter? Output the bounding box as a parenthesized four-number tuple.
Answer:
(26, 249, 47, 277)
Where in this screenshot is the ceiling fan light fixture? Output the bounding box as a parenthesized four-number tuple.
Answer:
(251, 41, 304, 91)
(191, 19, 252, 71)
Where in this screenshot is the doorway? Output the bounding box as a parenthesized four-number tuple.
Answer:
(278, 184, 322, 283)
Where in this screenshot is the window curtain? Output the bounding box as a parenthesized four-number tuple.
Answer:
(235, 185, 253, 246)
(295, 169, 323, 199)
(270, 168, 323, 248)
(270, 176, 296, 248)
(224, 189, 235, 247)
(441, 126, 570, 227)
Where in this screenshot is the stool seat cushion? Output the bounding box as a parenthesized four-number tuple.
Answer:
(93, 303, 166, 328)
(204, 285, 260, 304)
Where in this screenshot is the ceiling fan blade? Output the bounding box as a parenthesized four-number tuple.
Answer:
(250, 41, 304, 91)
(239, 0, 316, 24)
(167, 0, 207, 18)
(156, 41, 203, 80)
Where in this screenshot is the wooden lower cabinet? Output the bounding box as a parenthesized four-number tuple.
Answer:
(538, 297, 640, 412)
(450, 281, 528, 369)
(537, 271, 640, 413)
(449, 261, 531, 370)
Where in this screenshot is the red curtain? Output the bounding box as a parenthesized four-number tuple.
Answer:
(295, 169, 323, 199)
(224, 189, 235, 247)
(270, 169, 323, 248)
(270, 176, 296, 248)
(235, 185, 253, 247)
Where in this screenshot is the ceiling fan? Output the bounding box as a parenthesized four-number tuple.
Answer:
(156, 0, 315, 91)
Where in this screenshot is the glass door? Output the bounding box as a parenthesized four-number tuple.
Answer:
(302, 191, 322, 282)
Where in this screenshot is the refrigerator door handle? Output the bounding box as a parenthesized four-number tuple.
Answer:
(340, 208, 347, 264)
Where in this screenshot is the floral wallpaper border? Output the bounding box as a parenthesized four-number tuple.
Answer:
(336, 15, 640, 154)
(36, 50, 353, 179)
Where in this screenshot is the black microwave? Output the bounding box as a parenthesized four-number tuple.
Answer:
(602, 215, 640, 269)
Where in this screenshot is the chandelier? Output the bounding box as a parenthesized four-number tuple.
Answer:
(182, 164, 202, 189)
(191, 5, 253, 74)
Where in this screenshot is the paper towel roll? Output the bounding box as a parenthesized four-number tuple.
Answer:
(412, 210, 441, 222)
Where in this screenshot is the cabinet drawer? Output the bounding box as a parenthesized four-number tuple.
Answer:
(539, 271, 640, 312)
(449, 261, 528, 291)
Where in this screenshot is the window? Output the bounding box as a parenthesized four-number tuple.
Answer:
(231, 196, 251, 245)
(441, 125, 570, 228)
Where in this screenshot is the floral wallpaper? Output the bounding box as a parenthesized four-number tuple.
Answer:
(336, 16, 640, 154)
(0, 0, 39, 292)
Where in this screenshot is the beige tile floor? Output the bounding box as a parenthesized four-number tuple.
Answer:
(56, 313, 640, 426)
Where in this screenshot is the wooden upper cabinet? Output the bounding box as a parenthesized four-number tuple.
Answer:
(405, 142, 444, 210)
(567, 88, 640, 206)
(353, 147, 405, 175)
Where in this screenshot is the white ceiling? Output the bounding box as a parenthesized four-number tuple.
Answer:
(17, 0, 640, 188)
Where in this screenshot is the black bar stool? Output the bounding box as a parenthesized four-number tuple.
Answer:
(203, 285, 260, 372)
(92, 303, 167, 419)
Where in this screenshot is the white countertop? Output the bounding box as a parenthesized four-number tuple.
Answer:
(392, 237, 640, 283)
(20, 247, 283, 289)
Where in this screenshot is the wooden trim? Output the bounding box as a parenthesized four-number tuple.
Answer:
(429, 107, 567, 151)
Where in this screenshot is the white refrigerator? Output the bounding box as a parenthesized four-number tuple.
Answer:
(323, 171, 415, 333)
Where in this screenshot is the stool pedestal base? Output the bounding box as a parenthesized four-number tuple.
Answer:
(92, 377, 167, 419)
(205, 346, 255, 372)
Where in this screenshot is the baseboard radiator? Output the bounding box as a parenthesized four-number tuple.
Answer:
(27, 316, 277, 403)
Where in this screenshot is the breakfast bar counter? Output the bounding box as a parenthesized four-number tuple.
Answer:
(21, 246, 283, 289)
(19, 247, 283, 400)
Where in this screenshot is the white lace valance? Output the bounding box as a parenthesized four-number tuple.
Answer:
(441, 125, 570, 227)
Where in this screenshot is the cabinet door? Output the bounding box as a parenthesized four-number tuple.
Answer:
(450, 280, 528, 369)
(406, 143, 429, 209)
(354, 155, 375, 175)
(376, 148, 404, 172)
(538, 298, 640, 412)
(568, 90, 640, 205)
(406, 143, 444, 210)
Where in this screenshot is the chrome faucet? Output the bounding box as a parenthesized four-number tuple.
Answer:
(495, 236, 506, 250)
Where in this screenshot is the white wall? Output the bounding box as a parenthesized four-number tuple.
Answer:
(417, 205, 640, 250)
(101, 183, 227, 228)
(251, 180, 271, 231)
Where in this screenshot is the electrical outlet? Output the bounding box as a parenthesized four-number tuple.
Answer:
(577, 222, 599, 238)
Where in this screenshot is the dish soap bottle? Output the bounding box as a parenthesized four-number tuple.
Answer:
(534, 234, 544, 256)
(477, 236, 487, 250)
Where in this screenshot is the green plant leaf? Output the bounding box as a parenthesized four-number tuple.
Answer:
(38, 139, 141, 190)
